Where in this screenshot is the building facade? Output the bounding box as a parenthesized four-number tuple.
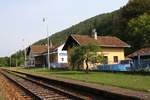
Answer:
(27, 44, 68, 68)
(43, 44, 68, 68)
(26, 45, 47, 67)
(127, 48, 150, 70)
(63, 33, 130, 69)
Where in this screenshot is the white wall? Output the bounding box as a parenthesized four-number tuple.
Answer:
(58, 51, 68, 63)
(57, 44, 68, 63)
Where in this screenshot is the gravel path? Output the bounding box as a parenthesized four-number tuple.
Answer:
(0, 72, 32, 100)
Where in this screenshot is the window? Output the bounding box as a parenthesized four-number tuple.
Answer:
(61, 58, 64, 61)
(114, 56, 118, 63)
(104, 56, 108, 64)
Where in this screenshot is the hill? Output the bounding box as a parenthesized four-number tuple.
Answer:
(36, 0, 150, 54)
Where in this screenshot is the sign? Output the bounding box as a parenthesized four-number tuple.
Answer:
(59, 53, 67, 56)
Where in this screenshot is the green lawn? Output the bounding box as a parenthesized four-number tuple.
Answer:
(5, 67, 150, 92)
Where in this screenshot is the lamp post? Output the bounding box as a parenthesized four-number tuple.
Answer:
(43, 18, 50, 69)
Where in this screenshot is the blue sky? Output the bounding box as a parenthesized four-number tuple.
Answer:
(0, 0, 128, 57)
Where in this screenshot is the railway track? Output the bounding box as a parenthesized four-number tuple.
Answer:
(1, 69, 144, 100)
(0, 69, 90, 100)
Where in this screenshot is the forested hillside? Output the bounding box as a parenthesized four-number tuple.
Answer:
(1, 0, 150, 67)
(36, 0, 150, 54)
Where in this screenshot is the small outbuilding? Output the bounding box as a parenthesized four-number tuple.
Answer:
(127, 48, 150, 69)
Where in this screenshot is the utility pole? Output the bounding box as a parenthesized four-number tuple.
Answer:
(16, 51, 17, 67)
(10, 55, 11, 67)
(25, 48, 27, 67)
(43, 18, 50, 69)
(22, 39, 27, 67)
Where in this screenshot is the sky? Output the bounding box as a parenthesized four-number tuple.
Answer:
(0, 0, 128, 57)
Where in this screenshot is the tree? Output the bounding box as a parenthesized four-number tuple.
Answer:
(128, 14, 150, 51)
(70, 47, 84, 70)
(70, 44, 104, 73)
(121, 0, 150, 20)
(0, 57, 9, 67)
(117, 0, 150, 48)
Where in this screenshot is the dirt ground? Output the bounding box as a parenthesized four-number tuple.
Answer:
(0, 73, 7, 100)
(0, 73, 32, 100)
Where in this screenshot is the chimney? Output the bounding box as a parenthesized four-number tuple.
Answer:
(92, 28, 97, 40)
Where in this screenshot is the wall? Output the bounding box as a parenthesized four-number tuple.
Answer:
(26, 50, 35, 67)
(83, 47, 125, 70)
(58, 51, 68, 63)
(101, 47, 125, 64)
(57, 44, 68, 63)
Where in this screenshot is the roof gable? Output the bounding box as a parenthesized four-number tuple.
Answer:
(71, 34, 130, 48)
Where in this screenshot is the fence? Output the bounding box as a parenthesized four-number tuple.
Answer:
(97, 59, 150, 72)
(50, 62, 68, 69)
(132, 59, 150, 71)
(97, 64, 130, 71)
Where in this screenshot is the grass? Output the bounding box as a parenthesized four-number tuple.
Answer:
(4, 67, 150, 92)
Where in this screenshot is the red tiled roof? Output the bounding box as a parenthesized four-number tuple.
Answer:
(71, 34, 130, 48)
(128, 48, 150, 57)
(41, 44, 62, 53)
(50, 44, 62, 52)
(30, 45, 48, 55)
